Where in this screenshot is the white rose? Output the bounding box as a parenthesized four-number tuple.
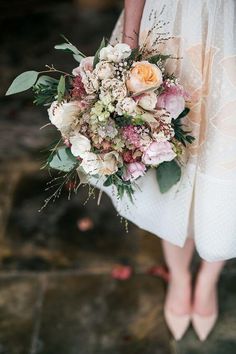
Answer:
(95, 61, 115, 80)
(138, 92, 157, 111)
(99, 45, 114, 61)
(112, 43, 132, 62)
(116, 97, 137, 116)
(70, 133, 91, 158)
(80, 152, 102, 175)
(48, 101, 80, 135)
(99, 43, 131, 63)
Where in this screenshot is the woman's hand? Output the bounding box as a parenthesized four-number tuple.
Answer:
(123, 0, 146, 48)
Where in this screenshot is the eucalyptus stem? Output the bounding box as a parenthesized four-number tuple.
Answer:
(40, 65, 73, 78)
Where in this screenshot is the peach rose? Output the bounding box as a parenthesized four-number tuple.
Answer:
(126, 61, 163, 94)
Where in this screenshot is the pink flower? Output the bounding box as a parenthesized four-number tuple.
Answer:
(157, 92, 185, 119)
(71, 75, 86, 99)
(122, 125, 140, 148)
(111, 265, 133, 280)
(72, 56, 94, 76)
(122, 162, 146, 181)
(142, 141, 176, 166)
(123, 150, 136, 163)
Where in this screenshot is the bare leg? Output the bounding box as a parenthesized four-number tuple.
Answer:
(193, 260, 225, 316)
(162, 238, 195, 315)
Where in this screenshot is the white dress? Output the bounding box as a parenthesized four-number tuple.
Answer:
(92, 0, 236, 262)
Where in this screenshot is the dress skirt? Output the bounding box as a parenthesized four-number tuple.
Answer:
(91, 0, 236, 262)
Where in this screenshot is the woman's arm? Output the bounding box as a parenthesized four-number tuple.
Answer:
(123, 0, 146, 48)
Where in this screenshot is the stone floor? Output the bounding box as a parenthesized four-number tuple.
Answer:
(0, 1, 236, 353)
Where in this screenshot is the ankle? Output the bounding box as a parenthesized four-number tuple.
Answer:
(169, 270, 191, 284)
(196, 270, 219, 288)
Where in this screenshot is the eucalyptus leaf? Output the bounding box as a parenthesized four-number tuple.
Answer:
(54, 43, 85, 60)
(35, 75, 59, 86)
(156, 160, 181, 193)
(73, 53, 84, 63)
(93, 37, 106, 68)
(49, 147, 78, 172)
(57, 76, 65, 102)
(6, 71, 39, 95)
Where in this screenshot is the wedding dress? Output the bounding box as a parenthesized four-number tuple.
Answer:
(92, 0, 236, 262)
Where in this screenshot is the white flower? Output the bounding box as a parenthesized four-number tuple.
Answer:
(113, 43, 132, 61)
(99, 45, 114, 61)
(98, 111, 110, 122)
(48, 101, 80, 135)
(80, 152, 102, 175)
(99, 43, 131, 63)
(94, 61, 115, 80)
(99, 91, 113, 105)
(138, 92, 157, 111)
(70, 133, 91, 158)
(115, 97, 137, 116)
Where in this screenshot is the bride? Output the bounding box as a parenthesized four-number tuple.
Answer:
(101, 0, 236, 341)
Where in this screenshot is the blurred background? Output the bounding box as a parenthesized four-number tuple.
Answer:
(0, 0, 236, 353)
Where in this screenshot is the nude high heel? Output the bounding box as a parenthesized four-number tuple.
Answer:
(164, 307, 191, 340)
(191, 311, 218, 341)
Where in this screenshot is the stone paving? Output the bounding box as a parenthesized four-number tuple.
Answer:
(0, 1, 236, 353)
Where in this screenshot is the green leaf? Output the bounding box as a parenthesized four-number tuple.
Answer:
(73, 54, 84, 63)
(147, 54, 171, 64)
(35, 75, 58, 86)
(6, 70, 39, 95)
(49, 147, 78, 172)
(177, 107, 190, 119)
(93, 37, 106, 68)
(156, 160, 181, 193)
(57, 75, 66, 102)
(54, 43, 85, 62)
(128, 47, 140, 61)
(103, 176, 113, 187)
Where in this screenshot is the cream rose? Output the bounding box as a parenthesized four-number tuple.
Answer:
(137, 91, 158, 111)
(70, 133, 91, 158)
(102, 78, 127, 101)
(126, 61, 163, 93)
(98, 151, 120, 175)
(48, 101, 80, 135)
(80, 151, 120, 176)
(95, 61, 115, 80)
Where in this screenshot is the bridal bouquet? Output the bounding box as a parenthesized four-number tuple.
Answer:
(6, 36, 194, 203)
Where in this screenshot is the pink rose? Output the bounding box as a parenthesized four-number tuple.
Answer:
(142, 141, 176, 166)
(72, 56, 94, 76)
(122, 162, 146, 181)
(157, 92, 185, 119)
